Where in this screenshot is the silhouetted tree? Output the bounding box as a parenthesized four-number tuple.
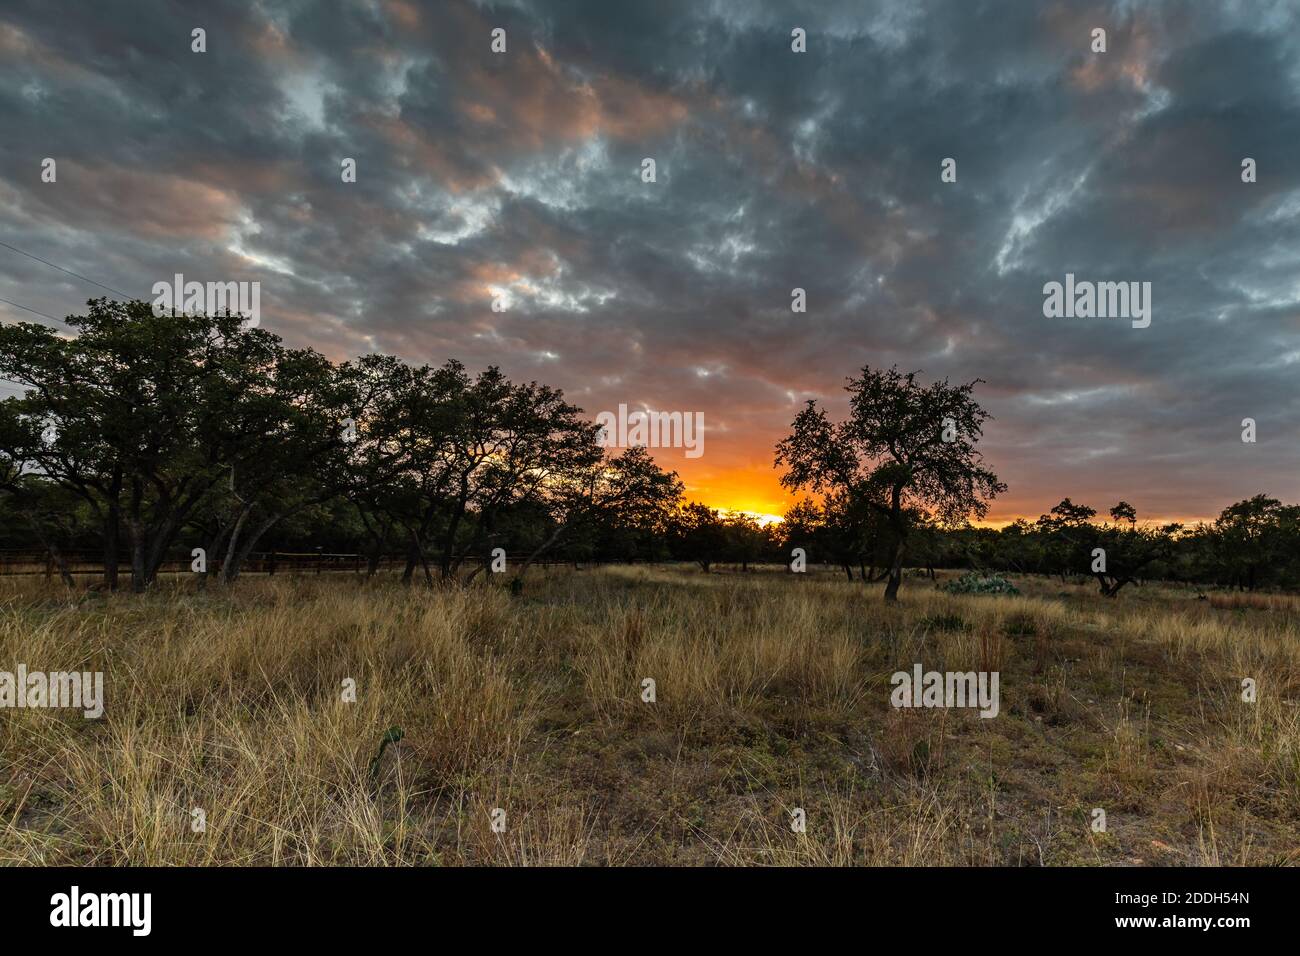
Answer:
(672, 502, 728, 572)
(775, 366, 1005, 600)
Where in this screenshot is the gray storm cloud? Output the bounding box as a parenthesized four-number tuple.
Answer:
(2, 0, 1299, 518)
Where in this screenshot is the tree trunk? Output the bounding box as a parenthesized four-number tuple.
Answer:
(416, 541, 434, 586)
(220, 505, 253, 584)
(883, 541, 905, 601)
(103, 503, 121, 591)
(513, 522, 570, 591)
(49, 544, 75, 589)
(223, 512, 287, 584)
(102, 472, 122, 591)
(198, 524, 232, 591)
(128, 522, 147, 594)
(402, 535, 419, 584)
(440, 499, 466, 580)
(882, 490, 907, 602)
(143, 514, 186, 586)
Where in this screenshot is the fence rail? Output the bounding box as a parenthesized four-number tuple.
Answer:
(0, 550, 574, 578)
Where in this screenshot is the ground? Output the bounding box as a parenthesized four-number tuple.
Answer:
(1, 565, 1297, 865)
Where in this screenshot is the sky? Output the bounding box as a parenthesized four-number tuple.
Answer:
(2, 0, 1299, 524)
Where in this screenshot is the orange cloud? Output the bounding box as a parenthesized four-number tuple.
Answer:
(27, 162, 243, 241)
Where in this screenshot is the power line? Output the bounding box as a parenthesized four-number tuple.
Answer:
(0, 239, 137, 300)
(0, 296, 63, 323)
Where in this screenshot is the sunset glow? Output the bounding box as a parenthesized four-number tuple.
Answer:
(2, 1, 1298, 527)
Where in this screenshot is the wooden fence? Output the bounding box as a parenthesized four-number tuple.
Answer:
(0, 550, 575, 579)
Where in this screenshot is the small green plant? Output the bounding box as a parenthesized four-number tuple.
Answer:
(941, 573, 1021, 596)
(368, 726, 405, 781)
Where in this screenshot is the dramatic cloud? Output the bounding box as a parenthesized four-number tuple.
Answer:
(3, 0, 1299, 521)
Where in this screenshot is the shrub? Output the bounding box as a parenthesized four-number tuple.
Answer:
(941, 573, 1021, 596)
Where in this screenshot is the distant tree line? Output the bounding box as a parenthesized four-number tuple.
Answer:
(0, 300, 690, 591)
(0, 302, 824, 592)
(781, 492, 1300, 596)
(771, 365, 1300, 598)
(2, 302, 1293, 599)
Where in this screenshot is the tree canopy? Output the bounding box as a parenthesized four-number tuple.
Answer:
(775, 365, 1005, 599)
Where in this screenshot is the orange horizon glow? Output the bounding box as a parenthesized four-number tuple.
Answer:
(667, 459, 1223, 529)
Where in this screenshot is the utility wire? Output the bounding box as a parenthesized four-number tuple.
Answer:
(0, 296, 63, 323)
(0, 239, 138, 300)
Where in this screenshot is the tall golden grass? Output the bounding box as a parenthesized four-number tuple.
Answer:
(1, 566, 1296, 866)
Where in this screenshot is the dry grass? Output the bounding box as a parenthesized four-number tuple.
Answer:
(1207, 591, 1300, 613)
(1, 565, 1297, 866)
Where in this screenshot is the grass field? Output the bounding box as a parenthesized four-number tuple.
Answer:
(2, 565, 1298, 866)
